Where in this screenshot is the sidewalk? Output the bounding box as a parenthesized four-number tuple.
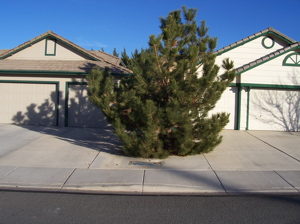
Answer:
(0, 125, 299, 195)
(0, 166, 299, 194)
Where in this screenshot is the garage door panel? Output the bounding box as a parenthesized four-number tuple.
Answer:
(249, 89, 300, 131)
(210, 87, 237, 129)
(0, 83, 57, 126)
(68, 84, 108, 128)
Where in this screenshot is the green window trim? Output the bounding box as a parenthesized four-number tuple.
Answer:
(282, 52, 300, 66)
(45, 38, 57, 56)
(261, 36, 275, 49)
(64, 81, 88, 127)
(0, 80, 60, 126)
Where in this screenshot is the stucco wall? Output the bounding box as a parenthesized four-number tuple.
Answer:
(7, 39, 87, 61)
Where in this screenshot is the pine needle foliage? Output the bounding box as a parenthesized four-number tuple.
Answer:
(87, 7, 235, 158)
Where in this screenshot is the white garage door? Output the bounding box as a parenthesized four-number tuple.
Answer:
(0, 82, 58, 126)
(249, 88, 300, 131)
(67, 84, 108, 128)
(210, 86, 237, 129)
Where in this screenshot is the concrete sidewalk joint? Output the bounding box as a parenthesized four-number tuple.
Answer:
(246, 131, 300, 163)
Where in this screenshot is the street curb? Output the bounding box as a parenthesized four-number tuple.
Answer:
(0, 185, 299, 196)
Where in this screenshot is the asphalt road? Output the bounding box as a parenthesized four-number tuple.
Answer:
(0, 191, 299, 224)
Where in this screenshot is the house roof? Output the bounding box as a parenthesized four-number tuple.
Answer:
(0, 59, 130, 74)
(235, 42, 300, 74)
(0, 31, 131, 74)
(216, 27, 296, 56)
(89, 50, 121, 65)
(0, 50, 9, 55)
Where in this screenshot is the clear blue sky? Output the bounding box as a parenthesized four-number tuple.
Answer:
(1, 0, 299, 55)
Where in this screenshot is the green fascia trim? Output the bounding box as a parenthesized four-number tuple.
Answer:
(0, 70, 86, 76)
(0, 70, 131, 76)
(111, 72, 134, 77)
(67, 81, 88, 85)
(230, 82, 300, 89)
(64, 81, 88, 127)
(271, 32, 295, 45)
(239, 46, 300, 74)
(261, 36, 275, 49)
(241, 83, 300, 90)
(217, 31, 294, 56)
(0, 80, 59, 84)
(0, 80, 60, 126)
(45, 38, 57, 56)
(246, 88, 250, 130)
(282, 52, 300, 66)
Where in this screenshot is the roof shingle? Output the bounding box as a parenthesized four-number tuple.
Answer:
(0, 59, 131, 74)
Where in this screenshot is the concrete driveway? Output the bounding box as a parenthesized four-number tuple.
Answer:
(0, 124, 300, 193)
(0, 124, 122, 168)
(0, 124, 299, 171)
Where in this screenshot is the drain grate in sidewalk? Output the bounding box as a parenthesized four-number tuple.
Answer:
(129, 161, 163, 168)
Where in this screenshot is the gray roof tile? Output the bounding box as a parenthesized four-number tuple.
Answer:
(0, 59, 130, 74)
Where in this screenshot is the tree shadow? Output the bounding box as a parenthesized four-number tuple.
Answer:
(10, 86, 123, 155)
(67, 84, 109, 128)
(250, 74, 300, 132)
(12, 92, 58, 126)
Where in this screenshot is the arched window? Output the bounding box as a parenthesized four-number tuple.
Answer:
(282, 53, 300, 66)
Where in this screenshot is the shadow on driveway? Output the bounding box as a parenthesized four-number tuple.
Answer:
(14, 124, 124, 156)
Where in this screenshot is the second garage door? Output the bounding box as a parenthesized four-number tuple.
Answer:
(66, 83, 108, 128)
(0, 81, 58, 126)
(248, 88, 300, 131)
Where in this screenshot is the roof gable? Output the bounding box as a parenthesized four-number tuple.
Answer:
(6, 38, 90, 61)
(216, 27, 296, 56)
(0, 31, 132, 74)
(0, 31, 103, 61)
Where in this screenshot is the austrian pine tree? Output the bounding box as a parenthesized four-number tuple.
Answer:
(112, 48, 119, 57)
(88, 7, 235, 158)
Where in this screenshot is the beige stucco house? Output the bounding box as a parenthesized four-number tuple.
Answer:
(1, 28, 299, 131)
(0, 31, 130, 128)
